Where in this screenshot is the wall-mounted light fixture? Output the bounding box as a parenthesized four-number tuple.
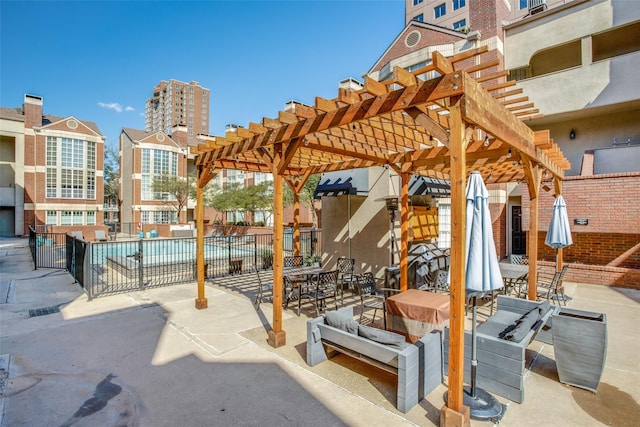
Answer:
(569, 129, 576, 140)
(506, 148, 512, 159)
(484, 136, 490, 147)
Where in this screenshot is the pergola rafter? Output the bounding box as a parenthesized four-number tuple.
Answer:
(191, 47, 570, 423)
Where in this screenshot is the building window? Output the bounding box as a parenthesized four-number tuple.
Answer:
(438, 202, 451, 249)
(142, 149, 178, 201)
(60, 211, 84, 226)
(453, 0, 465, 11)
(519, 0, 527, 9)
(87, 171, 95, 199)
(453, 19, 466, 30)
(413, 0, 423, 5)
(46, 168, 57, 198)
(434, 3, 446, 18)
(46, 137, 95, 199)
(152, 210, 176, 224)
(46, 211, 57, 225)
(413, 13, 424, 22)
(141, 211, 149, 223)
(87, 211, 96, 225)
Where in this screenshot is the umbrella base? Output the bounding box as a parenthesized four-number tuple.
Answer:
(463, 386, 505, 422)
(443, 387, 506, 422)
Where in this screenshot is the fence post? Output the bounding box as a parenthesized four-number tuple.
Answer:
(138, 238, 144, 290)
(253, 234, 257, 270)
(85, 242, 93, 300)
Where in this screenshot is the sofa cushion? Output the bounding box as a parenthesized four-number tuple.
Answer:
(325, 310, 359, 334)
(357, 324, 409, 350)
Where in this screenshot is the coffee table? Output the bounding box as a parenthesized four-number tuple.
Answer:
(386, 289, 450, 343)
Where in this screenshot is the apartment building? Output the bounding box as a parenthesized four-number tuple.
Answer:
(119, 127, 189, 228)
(145, 80, 210, 137)
(321, 0, 639, 285)
(0, 94, 105, 237)
(405, 0, 564, 30)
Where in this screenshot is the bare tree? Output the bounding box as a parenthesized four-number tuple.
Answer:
(151, 174, 195, 222)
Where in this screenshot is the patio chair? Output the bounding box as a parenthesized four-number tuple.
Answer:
(283, 274, 315, 316)
(254, 267, 273, 308)
(355, 272, 401, 329)
(537, 265, 570, 305)
(510, 254, 529, 265)
(95, 230, 108, 242)
(309, 270, 339, 315)
(284, 256, 304, 268)
(336, 257, 355, 304)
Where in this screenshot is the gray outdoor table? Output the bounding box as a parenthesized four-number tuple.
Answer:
(499, 263, 529, 296)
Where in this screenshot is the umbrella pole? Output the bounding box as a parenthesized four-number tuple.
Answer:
(463, 293, 504, 422)
(470, 296, 478, 398)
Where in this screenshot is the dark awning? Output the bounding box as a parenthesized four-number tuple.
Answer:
(409, 175, 450, 197)
(314, 170, 369, 198)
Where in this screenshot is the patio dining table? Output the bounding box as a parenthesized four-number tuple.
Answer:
(499, 262, 529, 296)
(283, 265, 326, 316)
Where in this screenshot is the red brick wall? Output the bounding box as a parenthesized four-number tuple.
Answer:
(489, 201, 507, 260)
(522, 173, 640, 234)
(521, 173, 640, 287)
(532, 231, 640, 269)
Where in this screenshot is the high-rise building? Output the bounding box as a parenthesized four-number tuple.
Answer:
(145, 80, 210, 137)
(405, 0, 560, 30)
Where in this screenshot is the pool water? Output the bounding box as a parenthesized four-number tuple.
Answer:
(91, 238, 254, 264)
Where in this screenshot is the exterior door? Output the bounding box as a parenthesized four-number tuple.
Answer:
(511, 205, 526, 254)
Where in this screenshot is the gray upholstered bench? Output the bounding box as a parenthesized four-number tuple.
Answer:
(307, 307, 442, 413)
(443, 295, 557, 403)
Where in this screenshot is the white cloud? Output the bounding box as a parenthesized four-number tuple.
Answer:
(125, 106, 135, 112)
(98, 102, 123, 113)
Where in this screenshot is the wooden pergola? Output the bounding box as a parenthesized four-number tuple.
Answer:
(191, 46, 570, 423)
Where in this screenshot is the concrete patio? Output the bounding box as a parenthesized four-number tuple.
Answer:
(1, 238, 638, 426)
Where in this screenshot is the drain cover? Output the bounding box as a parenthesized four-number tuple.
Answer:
(29, 306, 61, 318)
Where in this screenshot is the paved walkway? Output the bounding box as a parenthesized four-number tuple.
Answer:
(1, 238, 639, 426)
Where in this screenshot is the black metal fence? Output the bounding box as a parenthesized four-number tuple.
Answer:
(28, 228, 321, 300)
(28, 227, 68, 270)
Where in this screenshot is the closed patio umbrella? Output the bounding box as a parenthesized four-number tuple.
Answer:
(462, 171, 504, 421)
(545, 195, 573, 272)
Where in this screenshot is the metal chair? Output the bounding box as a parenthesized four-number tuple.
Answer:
(354, 272, 400, 329)
(284, 256, 304, 268)
(310, 270, 339, 315)
(336, 257, 355, 304)
(254, 267, 273, 308)
(538, 265, 570, 305)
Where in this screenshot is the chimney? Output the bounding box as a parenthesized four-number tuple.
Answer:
(23, 94, 43, 128)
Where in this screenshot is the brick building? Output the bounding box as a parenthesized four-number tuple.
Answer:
(320, 0, 639, 286)
(0, 94, 106, 238)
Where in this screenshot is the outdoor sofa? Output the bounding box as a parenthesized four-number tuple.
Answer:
(443, 295, 557, 403)
(307, 306, 442, 413)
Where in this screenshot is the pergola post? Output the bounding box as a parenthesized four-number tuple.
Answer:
(524, 162, 542, 301)
(195, 166, 208, 309)
(268, 151, 286, 348)
(399, 172, 410, 291)
(442, 99, 470, 424)
(293, 191, 300, 257)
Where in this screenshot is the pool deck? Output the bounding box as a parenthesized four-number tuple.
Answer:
(1, 238, 638, 426)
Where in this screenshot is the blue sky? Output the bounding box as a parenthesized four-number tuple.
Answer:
(1, 0, 404, 149)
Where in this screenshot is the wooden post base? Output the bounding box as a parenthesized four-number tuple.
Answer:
(267, 330, 286, 348)
(195, 298, 208, 309)
(440, 404, 470, 427)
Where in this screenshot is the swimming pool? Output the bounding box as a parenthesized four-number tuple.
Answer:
(91, 238, 255, 265)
